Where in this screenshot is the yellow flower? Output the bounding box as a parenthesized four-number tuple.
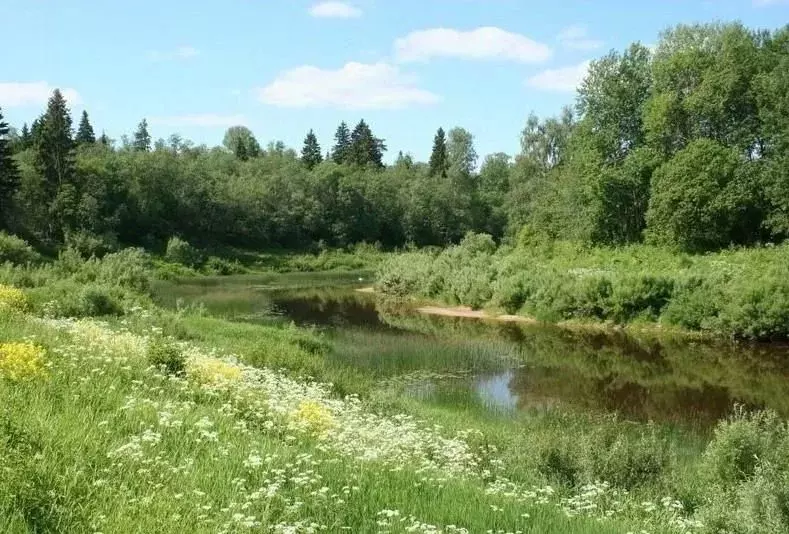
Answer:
(293, 400, 334, 435)
(187, 358, 242, 384)
(0, 342, 48, 381)
(0, 285, 29, 313)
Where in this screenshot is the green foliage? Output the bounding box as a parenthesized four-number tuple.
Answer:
(301, 129, 323, 170)
(428, 127, 448, 178)
(64, 230, 118, 258)
(0, 107, 20, 224)
(164, 236, 201, 268)
(132, 118, 151, 152)
(27, 281, 129, 317)
(0, 232, 41, 265)
(380, 237, 789, 340)
(223, 125, 261, 160)
(696, 409, 789, 533)
(75, 110, 96, 145)
(645, 139, 755, 251)
(146, 336, 185, 375)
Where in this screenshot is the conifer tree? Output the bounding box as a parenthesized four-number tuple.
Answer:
(234, 136, 249, 161)
(428, 127, 448, 178)
(99, 131, 110, 146)
(331, 122, 351, 164)
(301, 129, 323, 170)
(20, 123, 31, 149)
(0, 107, 20, 222)
(133, 119, 151, 152)
(349, 119, 386, 168)
(75, 110, 96, 144)
(34, 89, 75, 191)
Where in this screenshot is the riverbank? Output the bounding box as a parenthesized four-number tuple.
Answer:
(3, 252, 789, 532)
(375, 233, 789, 341)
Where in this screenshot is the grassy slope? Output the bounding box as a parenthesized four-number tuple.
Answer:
(0, 309, 648, 534)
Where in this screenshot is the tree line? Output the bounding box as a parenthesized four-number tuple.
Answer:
(0, 22, 788, 255)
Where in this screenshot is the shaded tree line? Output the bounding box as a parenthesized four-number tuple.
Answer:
(1, 22, 788, 254)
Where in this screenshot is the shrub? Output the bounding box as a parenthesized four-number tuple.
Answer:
(0, 285, 29, 313)
(64, 231, 119, 258)
(0, 233, 41, 266)
(204, 256, 246, 276)
(27, 281, 129, 318)
(608, 274, 674, 322)
(165, 237, 201, 267)
(147, 337, 185, 376)
(696, 409, 789, 533)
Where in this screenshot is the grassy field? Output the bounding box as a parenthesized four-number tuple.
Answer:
(2, 247, 789, 532)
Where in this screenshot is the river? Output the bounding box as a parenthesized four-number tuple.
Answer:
(154, 271, 789, 429)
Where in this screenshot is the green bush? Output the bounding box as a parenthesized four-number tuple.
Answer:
(147, 337, 186, 376)
(696, 409, 789, 533)
(64, 231, 119, 258)
(165, 237, 201, 268)
(27, 281, 130, 318)
(204, 256, 246, 276)
(0, 233, 41, 266)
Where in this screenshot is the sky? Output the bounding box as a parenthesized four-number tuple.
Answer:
(1, 0, 788, 162)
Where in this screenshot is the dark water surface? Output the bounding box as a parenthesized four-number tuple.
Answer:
(155, 272, 789, 428)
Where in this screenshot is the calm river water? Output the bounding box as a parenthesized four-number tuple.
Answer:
(155, 271, 789, 428)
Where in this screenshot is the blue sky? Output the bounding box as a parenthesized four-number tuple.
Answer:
(1, 0, 788, 162)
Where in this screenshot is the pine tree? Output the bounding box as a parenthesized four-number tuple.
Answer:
(349, 119, 386, 168)
(428, 127, 448, 178)
(331, 122, 351, 164)
(99, 131, 110, 146)
(75, 110, 96, 144)
(133, 119, 151, 152)
(301, 129, 323, 170)
(0, 107, 20, 222)
(20, 123, 31, 149)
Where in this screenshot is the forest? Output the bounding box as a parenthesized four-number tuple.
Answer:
(1, 22, 787, 258)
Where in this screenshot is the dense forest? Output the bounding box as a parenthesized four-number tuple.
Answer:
(1, 22, 788, 255)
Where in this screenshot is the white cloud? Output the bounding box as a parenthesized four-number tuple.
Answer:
(148, 46, 199, 61)
(0, 82, 81, 108)
(309, 2, 361, 18)
(557, 25, 603, 51)
(394, 27, 552, 63)
(526, 61, 591, 92)
(258, 62, 440, 109)
(149, 114, 247, 127)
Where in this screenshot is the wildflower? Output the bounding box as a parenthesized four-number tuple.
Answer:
(0, 342, 48, 381)
(188, 357, 242, 384)
(292, 400, 334, 435)
(0, 285, 29, 313)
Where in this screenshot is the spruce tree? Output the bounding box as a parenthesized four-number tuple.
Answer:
(234, 136, 249, 161)
(99, 131, 110, 146)
(301, 129, 323, 170)
(0, 107, 20, 222)
(33, 90, 76, 240)
(133, 119, 151, 152)
(428, 127, 448, 178)
(34, 89, 75, 192)
(331, 122, 351, 164)
(20, 123, 31, 149)
(76, 110, 96, 144)
(349, 119, 386, 168)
